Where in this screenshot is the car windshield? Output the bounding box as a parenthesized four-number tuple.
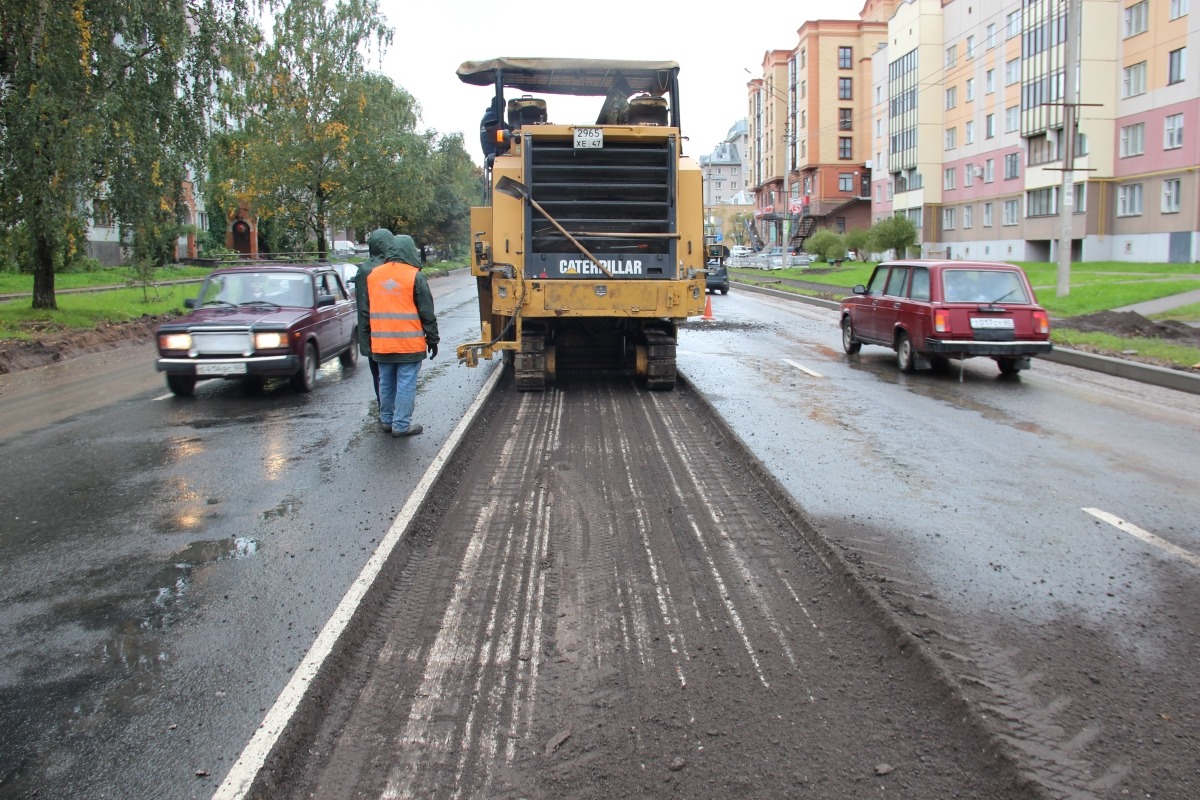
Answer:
(942, 269, 1030, 304)
(198, 272, 314, 308)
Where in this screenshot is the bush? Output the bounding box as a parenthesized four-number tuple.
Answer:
(804, 229, 848, 263)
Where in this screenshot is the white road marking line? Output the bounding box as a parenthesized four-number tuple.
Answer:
(1082, 508, 1200, 569)
(212, 366, 503, 800)
(783, 358, 823, 378)
(152, 392, 173, 401)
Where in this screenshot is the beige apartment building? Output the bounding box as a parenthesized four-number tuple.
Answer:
(752, 0, 1199, 263)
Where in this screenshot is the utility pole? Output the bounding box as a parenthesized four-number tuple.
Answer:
(1057, 0, 1082, 297)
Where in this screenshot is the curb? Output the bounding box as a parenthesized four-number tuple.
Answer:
(732, 280, 1200, 396)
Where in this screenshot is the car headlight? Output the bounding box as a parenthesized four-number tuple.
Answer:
(254, 331, 286, 349)
(159, 332, 192, 350)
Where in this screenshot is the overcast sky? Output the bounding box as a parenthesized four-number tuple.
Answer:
(374, 0, 867, 166)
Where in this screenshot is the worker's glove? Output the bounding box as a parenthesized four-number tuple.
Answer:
(428, 343, 438, 360)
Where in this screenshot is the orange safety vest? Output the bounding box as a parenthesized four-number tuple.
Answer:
(367, 262, 426, 355)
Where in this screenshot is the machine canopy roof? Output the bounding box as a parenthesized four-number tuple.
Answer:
(457, 58, 680, 97)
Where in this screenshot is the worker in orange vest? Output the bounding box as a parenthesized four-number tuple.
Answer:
(363, 234, 440, 437)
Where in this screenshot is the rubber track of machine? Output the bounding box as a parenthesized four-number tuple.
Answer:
(643, 329, 677, 391)
(515, 329, 546, 391)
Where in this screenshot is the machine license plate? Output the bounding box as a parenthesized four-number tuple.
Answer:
(574, 128, 603, 149)
(196, 363, 247, 376)
(970, 317, 1015, 329)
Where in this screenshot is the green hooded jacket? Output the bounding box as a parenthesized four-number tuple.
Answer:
(355, 229, 394, 357)
(361, 234, 440, 363)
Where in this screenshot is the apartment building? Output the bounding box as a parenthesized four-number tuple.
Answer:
(758, 0, 1198, 263)
(747, 22, 887, 250)
(699, 119, 750, 205)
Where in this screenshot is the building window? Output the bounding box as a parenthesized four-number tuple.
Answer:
(800, 48, 806, 68)
(839, 108, 853, 131)
(800, 110, 807, 129)
(965, 164, 975, 187)
(985, 69, 995, 93)
(965, 120, 975, 144)
(1028, 133, 1058, 165)
(1005, 106, 1019, 133)
(1026, 187, 1058, 217)
(1163, 179, 1182, 213)
(875, 118, 882, 137)
(1168, 48, 1186, 84)
(1123, 62, 1147, 97)
(1170, 0, 1188, 20)
(1006, 58, 1020, 86)
(838, 137, 853, 159)
(839, 173, 854, 192)
(1003, 198, 1020, 225)
(986, 114, 996, 138)
(1164, 113, 1184, 149)
(986, 23, 997, 49)
(1006, 10, 1022, 39)
(1004, 153, 1020, 179)
(1120, 122, 1145, 157)
(945, 126, 958, 150)
(945, 86, 957, 110)
(92, 198, 114, 228)
(985, 159, 995, 183)
(983, 202, 994, 227)
(945, 45, 957, 68)
(966, 78, 975, 101)
(838, 77, 852, 100)
(943, 207, 956, 230)
(1117, 183, 1144, 216)
(963, 205, 974, 228)
(966, 35, 976, 59)
(1073, 182, 1087, 212)
(838, 47, 853, 69)
(1125, 1, 1148, 37)
(944, 167, 957, 190)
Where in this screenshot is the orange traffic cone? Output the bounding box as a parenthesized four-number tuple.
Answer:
(702, 295, 714, 321)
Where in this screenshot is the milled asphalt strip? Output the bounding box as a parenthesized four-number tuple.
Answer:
(211, 364, 503, 800)
(1083, 507, 1200, 569)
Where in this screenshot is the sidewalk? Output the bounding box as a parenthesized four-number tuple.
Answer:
(1116, 288, 1200, 317)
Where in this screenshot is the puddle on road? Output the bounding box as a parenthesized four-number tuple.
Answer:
(95, 536, 259, 671)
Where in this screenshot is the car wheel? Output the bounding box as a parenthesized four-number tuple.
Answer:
(996, 357, 1022, 376)
(841, 317, 861, 354)
(896, 332, 916, 373)
(292, 342, 317, 392)
(339, 328, 359, 367)
(721, 287, 729, 295)
(166, 374, 196, 397)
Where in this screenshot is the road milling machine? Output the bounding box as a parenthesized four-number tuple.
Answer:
(455, 58, 707, 390)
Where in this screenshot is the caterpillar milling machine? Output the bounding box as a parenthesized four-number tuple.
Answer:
(454, 57, 707, 391)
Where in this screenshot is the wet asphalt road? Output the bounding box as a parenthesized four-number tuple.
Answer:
(0, 271, 498, 799)
(1, 276, 1198, 798)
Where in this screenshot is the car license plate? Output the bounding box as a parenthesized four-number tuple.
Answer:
(970, 317, 1015, 329)
(196, 363, 247, 376)
(574, 127, 603, 149)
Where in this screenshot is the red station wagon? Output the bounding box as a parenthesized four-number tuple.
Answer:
(156, 263, 359, 396)
(839, 260, 1052, 375)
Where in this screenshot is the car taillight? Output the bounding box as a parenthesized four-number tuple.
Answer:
(1032, 310, 1050, 334)
(934, 309, 951, 333)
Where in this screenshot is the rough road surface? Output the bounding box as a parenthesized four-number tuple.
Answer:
(249, 371, 1032, 799)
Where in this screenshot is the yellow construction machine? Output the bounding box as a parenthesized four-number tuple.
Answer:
(455, 57, 707, 390)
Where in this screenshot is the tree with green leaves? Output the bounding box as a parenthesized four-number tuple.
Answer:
(409, 133, 482, 259)
(211, 0, 430, 259)
(844, 228, 872, 260)
(870, 215, 918, 259)
(0, 0, 257, 308)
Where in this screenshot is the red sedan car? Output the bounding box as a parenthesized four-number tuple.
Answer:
(839, 260, 1052, 375)
(156, 263, 359, 396)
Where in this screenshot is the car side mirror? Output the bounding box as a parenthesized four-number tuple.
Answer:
(316, 294, 336, 307)
(184, 298, 197, 309)
(852, 284, 867, 295)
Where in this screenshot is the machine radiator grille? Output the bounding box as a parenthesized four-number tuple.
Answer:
(527, 139, 675, 261)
